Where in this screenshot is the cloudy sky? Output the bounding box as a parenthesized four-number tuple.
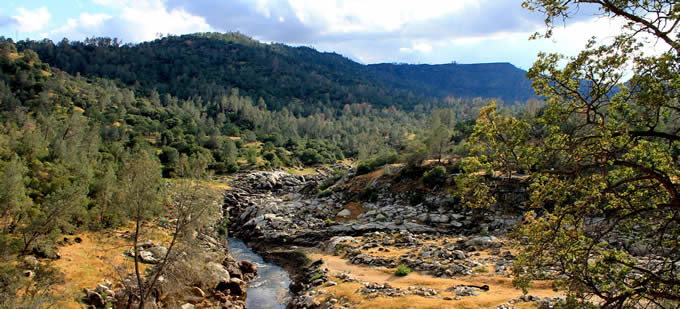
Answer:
(0, 0, 634, 69)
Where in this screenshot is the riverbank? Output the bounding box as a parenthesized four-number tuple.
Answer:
(224, 168, 563, 308)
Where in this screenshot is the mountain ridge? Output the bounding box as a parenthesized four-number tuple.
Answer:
(16, 32, 536, 110)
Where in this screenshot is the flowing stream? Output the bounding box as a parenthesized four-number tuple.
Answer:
(227, 238, 291, 309)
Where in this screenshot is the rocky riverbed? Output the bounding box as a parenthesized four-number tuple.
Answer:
(221, 168, 564, 308)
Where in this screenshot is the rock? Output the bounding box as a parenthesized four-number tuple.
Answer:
(226, 263, 243, 280)
(23, 255, 39, 269)
(239, 260, 257, 275)
(465, 236, 498, 249)
(138, 240, 155, 249)
(23, 270, 33, 278)
(148, 246, 168, 259)
(215, 278, 247, 297)
(336, 209, 352, 218)
(289, 281, 305, 294)
(429, 214, 449, 223)
(138, 250, 159, 264)
(451, 250, 466, 260)
(208, 262, 230, 282)
(180, 304, 195, 309)
(191, 287, 205, 298)
(85, 288, 105, 307)
(324, 236, 354, 254)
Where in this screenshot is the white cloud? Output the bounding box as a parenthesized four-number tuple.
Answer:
(47, 0, 212, 43)
(117, 0, 212, 42)
(286, 0, 474, 33)
(13, 7, 51, 32)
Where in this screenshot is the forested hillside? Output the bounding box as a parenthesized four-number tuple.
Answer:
(17, 32, 535, 112)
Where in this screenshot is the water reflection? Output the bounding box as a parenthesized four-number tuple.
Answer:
(227, 238, 291, 309)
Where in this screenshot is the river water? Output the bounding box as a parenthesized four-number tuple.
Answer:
(227, 238, 291, 309)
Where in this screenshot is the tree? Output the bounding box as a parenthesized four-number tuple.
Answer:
(116, 148, 164, 308)
(140, 153, 217, 308)
(462, 1, 680, 306)
(426, 124, 452, 163)
(0, 155, 31, 232)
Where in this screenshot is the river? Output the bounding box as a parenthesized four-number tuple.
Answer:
(227, 238, 292, 309)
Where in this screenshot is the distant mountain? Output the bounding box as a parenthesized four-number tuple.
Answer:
(367, 62, 535, 104)
(17, 33, 535, 111)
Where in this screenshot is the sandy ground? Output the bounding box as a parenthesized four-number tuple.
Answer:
(305, 248, 559, 309)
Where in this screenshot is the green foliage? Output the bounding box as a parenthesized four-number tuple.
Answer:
(422, 166, 447, 188)
(317, 189, 333, 198)
(360, 185, 379, 202)
(395, 264, 411, 276)
(356, 153, 398, 175)
(461, 1, 680, 305)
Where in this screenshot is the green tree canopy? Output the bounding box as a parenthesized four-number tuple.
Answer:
(462, 0, 680, 306)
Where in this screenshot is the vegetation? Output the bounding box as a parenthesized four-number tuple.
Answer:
(395, 264, 412, 276)
(18, 33, 535, 109)
(461, 0, 680, 306)
(422, 166, 447, 188)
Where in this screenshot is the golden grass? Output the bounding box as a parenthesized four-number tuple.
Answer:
(52, 223, 172, 308)
(6, 52, 20, 61)
(286, 167, 320, 175)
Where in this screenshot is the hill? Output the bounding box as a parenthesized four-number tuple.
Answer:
(17, 33, 534, 112)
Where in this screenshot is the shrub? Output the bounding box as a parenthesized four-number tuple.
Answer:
(317, 189, 333, 198)
(360, 185, 378, 202)
(473, 265, 489, 273)
(395, 264, 411, 276)
(356, 153, 399, 175)
(422, 166, 447, 188)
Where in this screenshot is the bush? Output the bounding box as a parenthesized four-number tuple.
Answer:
(422, 166, 447, 188)
(263, 152, 277, 161)
(360, 185, 378, 202)
(356, 153, 399, 175)
(395, 264, 411, 276)
(317, 189, 333, 198)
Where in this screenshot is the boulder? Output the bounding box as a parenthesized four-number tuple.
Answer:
(429, 214, 449, 223)
(226, 263, 243, 280)
(215, 278, 247, 297)
(139, 250, 159, 264)
(84, 288, 105, 307)
(207, 262, 230, 282)
(148, 246, 168, 259)
(336, 209, 352, 218)
(238, 260, 257, 275)
(324, 236, 355, 254)
(191, 287, 205, 298)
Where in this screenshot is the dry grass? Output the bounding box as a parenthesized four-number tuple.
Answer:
(52, 223, 172, 308)
(287, 167, 320, 175)
(6, 52, 20, 60)
(348, 169, 385, 192)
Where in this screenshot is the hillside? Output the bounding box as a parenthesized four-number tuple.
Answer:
(17, 33, 535, 112)
(367, 62, 535, 104)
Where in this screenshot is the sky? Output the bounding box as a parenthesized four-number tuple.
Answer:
(0, 0, 648, 70)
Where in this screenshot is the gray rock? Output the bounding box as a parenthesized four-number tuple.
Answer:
(148, 246, 168, 259)
(139, 250, 159, 264)
(337, 209, 352, 218)
(324, 236, 355, 254)
(429, 214, 449, 223)
(208, 262, 231, 282)
(23, 255, 39, 269)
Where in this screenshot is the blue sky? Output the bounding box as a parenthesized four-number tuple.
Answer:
(0, 0, 641, 69)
